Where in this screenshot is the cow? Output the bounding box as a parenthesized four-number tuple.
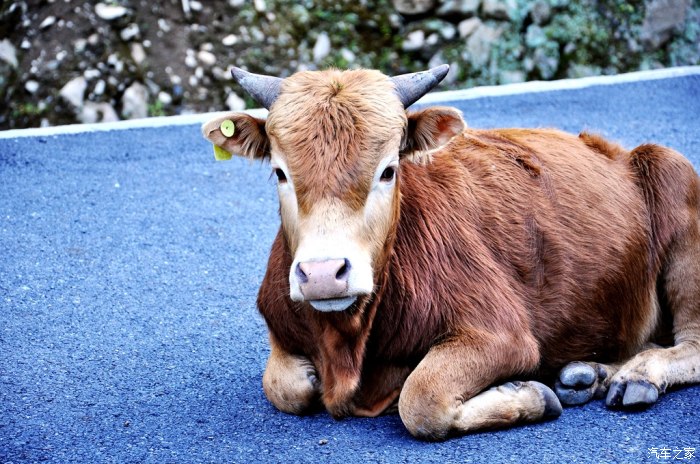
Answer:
(201, 65, 700, 440)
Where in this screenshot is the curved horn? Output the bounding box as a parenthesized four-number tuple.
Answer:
(391, 64, 450, 108)
(230, 67, 283, 110)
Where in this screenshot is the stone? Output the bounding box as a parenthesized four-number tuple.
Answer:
(481, 0, 516, 20)
(94, 3, 129, 21)
(130, 43, 146, 65)
(566, 64, 602, 78)
(211, 66, 230, 81)
(222, 34, 238, 46)
(74, 38, 87, 53)
(190, 0, 202, 11)
(525, 24, 547, 48)
(340, 48, 356, 63)
(532, 45, 559, 79)
(93, 79, 106, 95)
(157, 91, 172, 105)
(79, 102, 119, 124)
(640, 0, 690, 50)
(83, 69, 101, 80)
(158, 18, 171, 33)
(226, 92, 246, 111)
(458, 17, 481, 38)
(465, 24, 501, 67)
(59, 76, 87, 109)
(228, 0, 245, 6)
(439, 22, 457, 40)
(0, 39, 18, 69)
(120, 23, 140, 41)
(499, 70, 525, 84)
(197, 50, 216, 67)
(530, 0, 551, 25)
(312, 32, 331, 63)
(107, 53, 124, 73)
(145, 79, 161, 96)
(25, 80, 39, 94)
(254, 0, 266, 12)
(39, 16, 56, 29)
(121, 81, 148, 119)
(185, 50, 197, 68)
(393, 0, 436, 15)
(21, 39, 31, 50)
(436, 0, 480, 18)
(402, 29, 425, 51)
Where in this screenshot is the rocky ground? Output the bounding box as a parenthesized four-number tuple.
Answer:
(1, 0, 698, 129)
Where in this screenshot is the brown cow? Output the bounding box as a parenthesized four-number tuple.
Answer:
(201, 65, 700, 440)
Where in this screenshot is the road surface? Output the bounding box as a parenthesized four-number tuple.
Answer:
(1, 67, 699, 463)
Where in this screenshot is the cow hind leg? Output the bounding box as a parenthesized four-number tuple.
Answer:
(450, 381, 562, 433)
(554, 361, 620, 406)
(398, 332, 561, 441)
(607, 221, 700, 408)
(401, 378, 561, 441)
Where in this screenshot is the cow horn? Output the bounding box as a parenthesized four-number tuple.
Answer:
(230, 67, 283, 110)
(391, 64, 450, 108)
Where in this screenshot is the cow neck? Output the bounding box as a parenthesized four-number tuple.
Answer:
(311, 228, 396, 417)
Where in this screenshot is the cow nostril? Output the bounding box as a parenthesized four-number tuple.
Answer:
(336, 258, 351, 281)
(295, 263, 309, 284)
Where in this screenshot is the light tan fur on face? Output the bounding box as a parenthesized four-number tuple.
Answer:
(266, 69, 406, 214)
(265, 70, 411, 301)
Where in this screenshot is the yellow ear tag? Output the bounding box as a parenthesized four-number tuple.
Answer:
(213, 144, 233, 161)
(220, 119, 235, 138)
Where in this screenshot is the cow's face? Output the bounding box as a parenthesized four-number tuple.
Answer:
(202, 67, 465, 312)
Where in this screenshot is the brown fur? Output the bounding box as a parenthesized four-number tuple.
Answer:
(257, 125, 698, 407)
(202, 68, 700, 440)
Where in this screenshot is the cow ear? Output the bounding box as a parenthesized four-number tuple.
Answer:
(201, 112, 269, 160)
(400, 107, 466, 163)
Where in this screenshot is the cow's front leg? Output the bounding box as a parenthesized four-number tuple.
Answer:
(262, 335, 320, 414)
(398, 332, 560, 440)
(605, 341, 700, 408)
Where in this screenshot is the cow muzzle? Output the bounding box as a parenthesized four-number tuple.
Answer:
(295, 258, 357, 311)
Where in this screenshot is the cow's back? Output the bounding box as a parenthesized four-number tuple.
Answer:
(376, 129, 657, 372)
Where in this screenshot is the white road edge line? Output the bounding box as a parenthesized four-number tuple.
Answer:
(1, 66, 698, 140)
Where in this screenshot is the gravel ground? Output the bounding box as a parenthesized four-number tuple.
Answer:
(1, 0, 699, 129)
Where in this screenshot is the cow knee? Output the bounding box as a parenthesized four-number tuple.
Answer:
(398, 376, 454, 441)
(262, 353, 319, 415)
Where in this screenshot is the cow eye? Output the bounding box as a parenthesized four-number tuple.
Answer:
(380, 166, 395, 182)
(274, 168, 287, 183)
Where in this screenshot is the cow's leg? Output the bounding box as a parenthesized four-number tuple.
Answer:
(554, 361, 621, 406)
(607, 225, 700, 408)
(398, 332, 561, 440)
(262, 335, 320, 414)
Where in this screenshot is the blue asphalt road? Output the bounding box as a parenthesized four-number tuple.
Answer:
(2, 71, 700, 464)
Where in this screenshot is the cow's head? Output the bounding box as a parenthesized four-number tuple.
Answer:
(202, 66, 465, 312)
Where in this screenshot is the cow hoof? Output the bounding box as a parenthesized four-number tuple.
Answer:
(559, 362, 596, 387)
(606, 380, 659, 409)
(531, 381, 563, 419)
(555, 362, 598, 406)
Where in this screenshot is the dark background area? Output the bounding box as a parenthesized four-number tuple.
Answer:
(1, 0, 699, 129)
